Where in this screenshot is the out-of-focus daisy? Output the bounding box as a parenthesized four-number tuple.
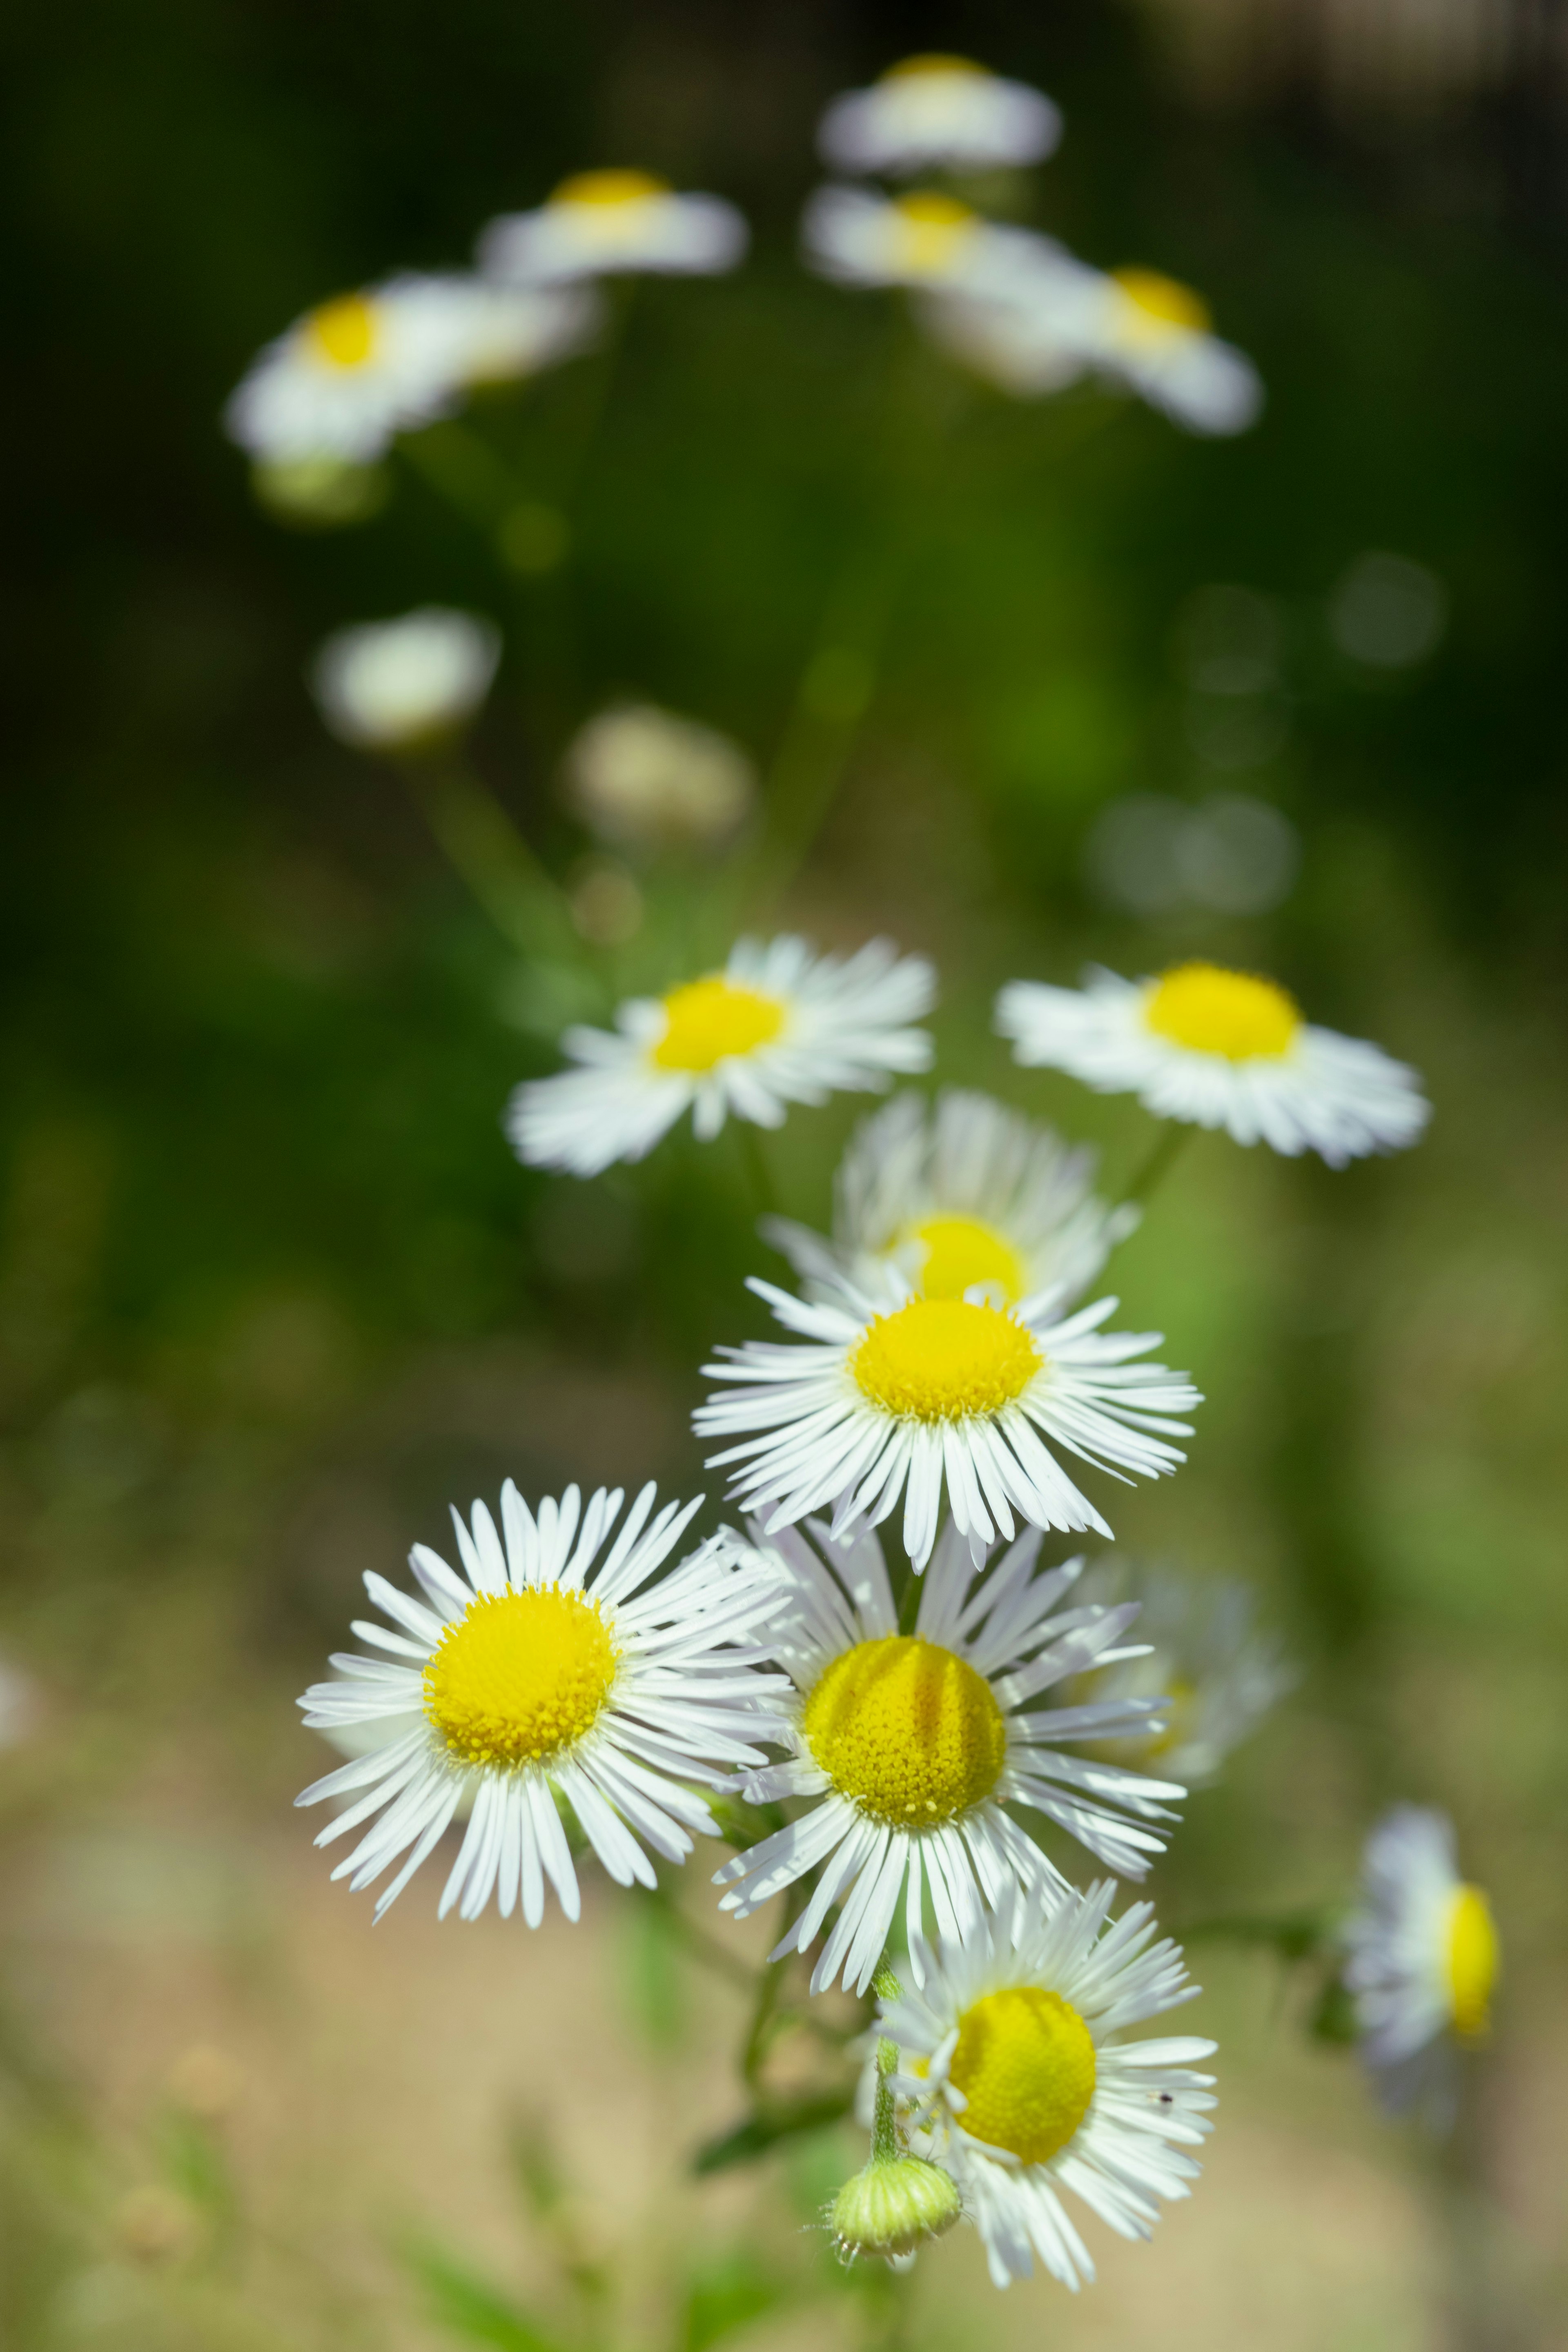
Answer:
(764, 1088, 1137, 1316)
(225, 275, 599, 465)
(997, 961, 1429, 1166)
(819, 56, 1062, 177)
(310, 608, 501, 752)
(878, 1881, 1216, 2288)
(506, 936, 935, 1178)
(1073, 1559, 1295, 1789)
(714, 1517, 1185, 1992)
(802, 184, 1058, 296)
(0, 1654, 42, 1750)
(1343, 1805, 1499, 2124)
(697, 1270, 1198, 1572)
(563, 702, 756, 854)
(479, 172, 747, 285)
(296, 1482, 782, 1924)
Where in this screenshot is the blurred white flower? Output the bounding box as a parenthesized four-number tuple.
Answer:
(1329, 551, 1448, 668)
(803, 185, 1058, 294)
(563, 703, 756, 853)
(1343, 1805, 1499, 2125)
(479, 171, 747, 284)
(311, 608, 501, 751)
(1084, 793, 1300, 918)
(819, 55, 1062, 177)
(0, 1654, 42, 1749)
(225, 275, 599, 464)
(1073, 1559, 1295, 1787)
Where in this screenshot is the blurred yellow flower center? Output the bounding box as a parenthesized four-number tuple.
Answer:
(899, 1214, 1027, 1304)
(852, 1297, 1041, 1420)
(423, 1588, 618, 1768)
(1445, 1884, 1499, 2040)
(891, 192, 977, 275)
(1143, 1673, 1195, 1758)
(1145, 962, 1302, 1060)
(307, 294, 380, 370)
(1113, 267, 1212, 338)
(553, 169, 669, 209)
(885, 53, 987, 80)
(651, 977, 785, 1072)
(802, 1634, 1007, 1824)
(948, 1987, 1098, 2164)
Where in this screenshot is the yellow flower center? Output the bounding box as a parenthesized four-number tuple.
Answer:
(423, 1588, 619, 1769)
(895, 1214, 1027, 1305)
(851, 1297, 1041, 1421)
(1112, 267, 1212, 339)
(650, 976, 786, 1073)
(1144, 962, 1302, 1061)
(305, 294, 381, 370)
(1445, 1884, 1499, 2040)
(1143, 1673, 1195, 1759)
(891, 191, 978, 276)
(884, 53, 987, 80)
(552, 168, 670, 209)
(948, 1987, 1098, 2164)
(801, 1634, 1008, 1824)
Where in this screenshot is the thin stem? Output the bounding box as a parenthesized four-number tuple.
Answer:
(741, 1880, 810, 2087)
(639, 1888, 756, 1993)
(1124, 1120, 1193, 1207)
(734, 1119, 780, 1220)
(400, 418, 525, 529)
(870, 1959, 904, 2164)
(402, 757, 579, 963)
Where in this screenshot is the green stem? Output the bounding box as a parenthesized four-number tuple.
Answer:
(741, 1881, 810, 2087)
(400, 418, 525, 529)
(734, 1119, 780, 1220)
(1123, 1120, 1193, 1207)
(870, 1960, 904, 2164)
(401, 757, 578, 962)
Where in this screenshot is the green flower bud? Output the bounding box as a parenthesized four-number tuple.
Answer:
(828, 2153, 962, 2266)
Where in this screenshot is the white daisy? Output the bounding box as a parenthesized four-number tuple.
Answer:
(506, 935, 935, 1178)
(802, 184, 1062, 296)
(714, 1516, 1185, 1993)
(311, 608, 501, 751)
(479, 171, 747, 285)
(1072, 1559, 1295, 1789)
(1342, 1805, 1499, 2124)
(225, 274, 600, 465)
(295, 1481, 784, 1925)
(764, 1088, 1137, 1317)
(878, 1880, 1216, 2289)
(818, 54, 1062, 177)
(696, 1269, 1198, 1573)
(997, 960, 1430, 1166)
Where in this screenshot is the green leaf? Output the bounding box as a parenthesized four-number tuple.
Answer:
(680, 2251, 782, 2352)
(403, 2241, 569, 2352)
(692, 2088, 855, 2177)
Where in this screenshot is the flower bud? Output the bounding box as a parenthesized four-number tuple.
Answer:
(310, 608, 500, 751)
(828, 2153, 961, 2265)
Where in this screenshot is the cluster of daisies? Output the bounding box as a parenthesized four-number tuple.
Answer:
(300, 924, 1497, 2287)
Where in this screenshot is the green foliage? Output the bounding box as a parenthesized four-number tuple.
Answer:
(404, 2241, 570, 2352)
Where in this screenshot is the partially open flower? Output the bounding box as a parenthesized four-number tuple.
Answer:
(829, 2152, 962, 2265)
(310, 608, 501, 753)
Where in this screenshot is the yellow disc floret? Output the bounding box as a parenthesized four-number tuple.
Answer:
(552, 169, 670, 209)
(884, 53, 987, 79)
(423, 1587, 619, 1769)
(802, 1634, 1008, 1824)
(1112, 267, 1213, 338)
(306, 293, 381, 370)
(650, 976, 786, 1072)
(891, 192, 977, 276)
(851, 1297, 1041, 1421)
(1144, 962, 1302, 1061)
(1445, 1883, 1499, 2040)
(947, 1987, 1098, 2165)
(901, 1214, 1027, 1305)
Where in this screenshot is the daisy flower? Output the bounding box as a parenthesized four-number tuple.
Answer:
(764, 1088, 1137, 1316)
(878, 1881, 1216, 2288)
(1342, 1805, 1499, 2124)
(1072, 1559, 1296, 1789)
(818, 55, 1062, 177)
(295, 1481, 783, 1926)
(997, 960, 1430, 1166)
(802, 184, 1062, 296)
(225, 274, 599, 465)
(311, 608, 501, 752)
(713, 1516, 1186, 1993)
(695, 1267, 1198, 1573)
(479, 172, 747, 285)
(506, 935, 935, 1178)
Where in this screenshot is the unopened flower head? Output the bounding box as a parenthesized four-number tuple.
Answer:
(1343, 1804, 1499, 2126)
(829, 2151, 962, 2265)
(879, 1882, 1216, 2289)
(479, 172, 748, 284)
(311, 608, 501, 752)
(818, 55, 1062, 177)
(765, 1088, 1137, 1317)
(296, 1482, 783, 1924)
(225, 274, 600, 465)
(0, 1653, 41, 1750)
(563, 703, 756, 853)
(506, 935, 935, 1178)
(802, 184, 1061, 296)
(714, 1516, 1185, 1993)
(997, 962, 1429, 1166)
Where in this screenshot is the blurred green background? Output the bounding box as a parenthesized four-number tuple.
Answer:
(3, 2, 1568, 2348)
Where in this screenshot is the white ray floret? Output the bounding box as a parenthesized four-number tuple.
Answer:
(765, 1087, 1137, 1317)
(714, 1516, 1185, 1994)
(1343, 1804, 1499, 2127)
(506, 935, 935, 1178)
(998, 960, 1429, 1166)
(819, 54, 1062, 176)
(480, 171, 747, 284)
(696, 1267, 1198, 1573)
(875, 1880, 1216, 2289)
(802, 184, 1065, 296)
(311, 608, 500, 751)
(296, 1482, 784, 1926)
(225, 275, 600, 465)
